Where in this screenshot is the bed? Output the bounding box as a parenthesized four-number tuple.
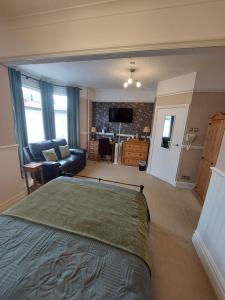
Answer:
(0, 176, 151, 299)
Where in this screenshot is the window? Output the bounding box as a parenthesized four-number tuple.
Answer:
(161, 115, 175, 149)
(22, 86, 45, 143)
(53, 92, 68, 140)
(22, 77, 68, 143)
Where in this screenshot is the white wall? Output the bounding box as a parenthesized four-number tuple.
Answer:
(216, 133, 225, 173)
(0, 66, 16, 145)
(193, 136, 225, 299)
(0, 65, 25, 208)
(195, 67, 225, 91)
(95, 88, 156, 102)
(1, 0, 225, 61)
(156, 72, 196, 97)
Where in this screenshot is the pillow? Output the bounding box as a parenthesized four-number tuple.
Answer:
(42, 148, 58, 161)
(59, 145, 70, 159)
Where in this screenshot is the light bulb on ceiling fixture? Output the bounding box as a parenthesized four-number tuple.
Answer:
(122, 64, 141, 88)
(128, 68, 135, 84)
(136, 81, 142, 88)
(127, 77, 133, 84)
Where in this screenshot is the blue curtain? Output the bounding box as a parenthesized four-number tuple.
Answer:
(40, 80, 56, 140)
(67, 86, 80, 148)
(8, 68, 28, 168)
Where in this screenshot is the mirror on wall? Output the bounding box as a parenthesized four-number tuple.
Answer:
(161, 115, 175, 149)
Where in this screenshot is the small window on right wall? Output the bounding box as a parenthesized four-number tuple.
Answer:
(161, 115, 175, 149)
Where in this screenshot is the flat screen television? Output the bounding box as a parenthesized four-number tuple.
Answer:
(109, 107, 133, 123)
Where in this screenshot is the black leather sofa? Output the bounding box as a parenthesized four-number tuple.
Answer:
(24, 138, 86, 183)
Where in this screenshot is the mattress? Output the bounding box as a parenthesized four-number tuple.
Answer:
(0, 215, 150, 299)
(0, 177, 151, 299)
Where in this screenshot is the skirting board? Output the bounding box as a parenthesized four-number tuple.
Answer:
(192, 231, 225, 300)
(0, 189, 26, 212)
(175, 181, 195, 190)
(10, 190, 26, 202)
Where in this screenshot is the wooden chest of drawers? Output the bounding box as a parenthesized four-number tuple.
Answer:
(122, 140, 149, 166)
(88, 140, 99, 161)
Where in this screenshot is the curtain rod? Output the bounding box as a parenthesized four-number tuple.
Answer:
(21, 72, 82, 90)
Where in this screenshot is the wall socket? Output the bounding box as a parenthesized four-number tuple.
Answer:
(181, 175, 190, 181)
(189, 127, 199, 132)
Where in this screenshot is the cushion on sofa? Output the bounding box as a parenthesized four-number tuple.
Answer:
(28, 140, 54, 161)
(52, 138, 67, 159)
(42, 148, 58, 162)
(59, 145, 70, 158)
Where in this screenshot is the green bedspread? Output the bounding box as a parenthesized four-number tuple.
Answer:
(4, 176, 150, 268)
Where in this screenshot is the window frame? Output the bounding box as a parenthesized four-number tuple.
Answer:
(53, 87, 68, 141)
(22, 83, 45, 143)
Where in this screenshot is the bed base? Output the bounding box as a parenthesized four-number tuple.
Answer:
(74, 174, 144, 193)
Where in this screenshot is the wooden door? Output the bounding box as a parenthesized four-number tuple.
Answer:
(194, 113, 225, 204)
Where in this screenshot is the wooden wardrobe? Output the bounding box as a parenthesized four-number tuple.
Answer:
(194, 112, 225, 204)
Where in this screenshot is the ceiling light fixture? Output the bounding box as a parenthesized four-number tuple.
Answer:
(123, 62, 142, 88)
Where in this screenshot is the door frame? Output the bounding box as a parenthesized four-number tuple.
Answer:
(147, 103, 190, 186)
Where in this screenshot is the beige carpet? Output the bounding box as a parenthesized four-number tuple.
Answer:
(78, 160, 217, 300)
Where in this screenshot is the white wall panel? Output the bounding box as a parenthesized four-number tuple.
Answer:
(193, 167, 225, 300)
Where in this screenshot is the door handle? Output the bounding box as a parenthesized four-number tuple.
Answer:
(172, 143, 179, 147)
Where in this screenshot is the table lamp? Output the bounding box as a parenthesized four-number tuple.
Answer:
(143, 126, 150, 140)
(91, 127, 97, 140)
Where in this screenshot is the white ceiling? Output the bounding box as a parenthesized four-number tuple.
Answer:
(17, 47, 225, 90)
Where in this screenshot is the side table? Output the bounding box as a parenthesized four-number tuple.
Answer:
(23, 162, 44, 194)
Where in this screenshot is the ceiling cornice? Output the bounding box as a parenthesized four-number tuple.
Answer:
(4, 0, 118, 20)
(17, 66, 83, 88)
(2, 39, 225, 64)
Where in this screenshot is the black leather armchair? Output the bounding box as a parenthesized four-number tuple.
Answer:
(24, 139, 86, 183)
